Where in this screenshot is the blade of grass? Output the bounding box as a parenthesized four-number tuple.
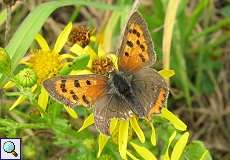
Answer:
(185, 0, 209, 39)
(173, 26, 192, 107)
(162, 0, 180, 71)
(191, 18, 230, 40)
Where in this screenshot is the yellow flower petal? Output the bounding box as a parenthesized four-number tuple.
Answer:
(171, 132, 189, 160)
(63, 105, 78, 119)
(97, 133, 109, 158)
(130, 117, 145, 143)
(9, 95, 26, 111)
(70, 43, 84, 56)
(84, 46, 97, 60)
(35, 34, 50, 51)
(109, 118, 118, 134)
(60, 54, 75, 60)
(161, 108, 187, 131)
(163, 131, 177, 160)
(78, 113, 94, 132)
(130, 142, 157, 160)
(87, 58, 93, 69)
(98, 45, 106, 58)
(158, 69, 175, 79)
(38, 86, 49, 111)
(90, 36, 96, 42)
(107, 53, 118, 70)
(150, 123, 156, 146)
(127, 150, 139, 160)
(70, 69, 93, 75)
(119, 120, 129, 159)
(9, 85, 37, 110)
(53, 22, 72, 53)
(200, 150, 210, 160)
(3, 81, 15, 89)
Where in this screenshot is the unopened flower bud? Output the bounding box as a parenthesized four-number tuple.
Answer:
(15, 68, 37, 87)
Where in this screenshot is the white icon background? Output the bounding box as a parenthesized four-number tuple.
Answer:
(1, 138, 21, 160)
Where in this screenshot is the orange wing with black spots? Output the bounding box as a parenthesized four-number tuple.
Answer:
(117, 11, 156, 72)
(43, 74, 108, 107)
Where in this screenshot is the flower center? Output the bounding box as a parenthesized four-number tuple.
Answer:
(91, 57, 115, 75)
(27, 49, 63, 83)
(68, 25, 90, 48)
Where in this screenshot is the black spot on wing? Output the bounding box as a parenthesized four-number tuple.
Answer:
(82, 95, 90, 104)
(74, 80, 80, 87)
(86, 80, 91, 85)
(127, 40, 133, 47)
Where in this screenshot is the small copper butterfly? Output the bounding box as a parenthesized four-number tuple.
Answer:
(43, 11, 168, 135)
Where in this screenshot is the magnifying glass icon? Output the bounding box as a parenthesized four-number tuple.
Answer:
(3, 141, 18, 157)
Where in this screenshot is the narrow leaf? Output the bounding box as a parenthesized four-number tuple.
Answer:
(78, 113, 94, 132)
(63, 105, 78, 119)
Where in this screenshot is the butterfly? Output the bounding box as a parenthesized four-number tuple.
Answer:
(43, 11, 168, 135)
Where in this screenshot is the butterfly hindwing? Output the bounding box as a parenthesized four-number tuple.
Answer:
(118, 11, 156, 72)
(43, 74, 108, 107)
(94, 94, 133, 135)
(131, 68, 168, 118)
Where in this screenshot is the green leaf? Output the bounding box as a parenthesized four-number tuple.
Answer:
(172, 25, 191, 107)
(72, 54, 90, 70)
(181, 141, 212, 160)
(0, 9, 7, 26)
(191, 18, 230, 40)
(0, 0, 125, 85)
(185, 0, 209, 39)
(220, 5, 230, 18)
(59, 54, 90, 75)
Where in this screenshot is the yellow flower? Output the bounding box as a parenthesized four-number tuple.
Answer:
(8, 23, 77, 118)
(24, 22, 72, 83)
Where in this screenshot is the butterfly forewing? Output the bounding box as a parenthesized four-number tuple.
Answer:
(118, 11, 156, 72)
(43, 74, 108, 107)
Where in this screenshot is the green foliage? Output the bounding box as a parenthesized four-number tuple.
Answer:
(142, 0, 229, 106)
(0, 0, 126, 86)
(59, 54, 90, 75)
(1, 0, 228, 159)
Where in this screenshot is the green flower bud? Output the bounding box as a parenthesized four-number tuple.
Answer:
(0, 47, 11, 76)
(15, 68, 37, 87)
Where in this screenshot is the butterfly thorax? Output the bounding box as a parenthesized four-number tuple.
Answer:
(109, 71, 132, 96)
(108, 71, 145, 117)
